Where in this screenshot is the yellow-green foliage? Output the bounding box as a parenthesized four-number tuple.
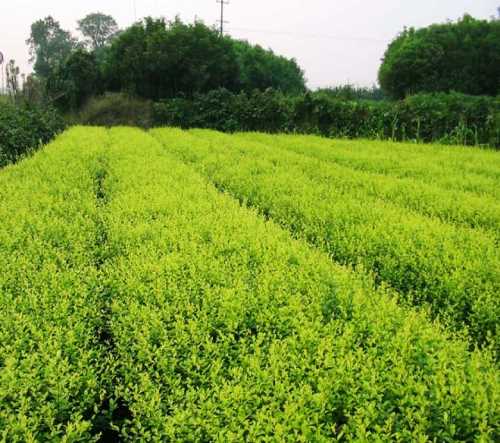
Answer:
(105, 128, 498, 441)
(0, 127, 109, 441)
(151, 129, 500, 349)
(235, 133, 500, 233)
(253, 133, 500, 199)
(1, 127, 499, 441)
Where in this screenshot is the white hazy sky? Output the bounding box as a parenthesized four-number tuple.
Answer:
(0, 1, 498, 89)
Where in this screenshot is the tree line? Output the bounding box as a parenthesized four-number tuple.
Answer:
(21, 13, 306, 111)
(379, 13, 500, 98)
(4, 8, 498, 110)
(1, 7, 498, 161)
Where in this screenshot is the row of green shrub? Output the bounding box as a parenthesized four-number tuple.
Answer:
(152, 89, 500, 147)
(2, 126, 498, 440)
(154, 129, 500, 348)
(0, 128, 110, 439)
(106, 128, 499, 441)
(0, 102, 65, 167)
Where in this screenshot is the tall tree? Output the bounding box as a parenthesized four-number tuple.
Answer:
(26, 16, 77, 78)
(46, 49, 100, 110)
(379, 15, 500, 99)
(104, 17, 306, 100)
(77, 12, 119, 50)
(105, 17, 241, 100)
(5, 60, 20, 101)
(232, 40, 306, 94)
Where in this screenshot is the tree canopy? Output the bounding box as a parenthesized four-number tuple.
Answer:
(232, 40, 306, 94)
(77, 13, 119, 50)
(103, 17, 306, 101)
(27, 16, 77, 78)
(46, 49, 100, 109)
(29, 15, 307, 107)
(104, 18, 241, 100)
(379, 15, 500, 99)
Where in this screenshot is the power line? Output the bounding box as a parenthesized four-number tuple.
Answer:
(216, 0, 229, 36)
(229, 26, 388, 44)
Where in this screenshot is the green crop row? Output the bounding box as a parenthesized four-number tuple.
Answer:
(247, 133, 500, 200)
(234, 133, 500, 233)
(0, 127, 110, 441)
(99, 128, 498, 441)
(151, 128, 500, 348)
(1, 127, 498, 441)
(261, 133, 500, 181)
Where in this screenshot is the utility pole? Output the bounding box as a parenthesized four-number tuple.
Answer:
(216, 0, 229, 36)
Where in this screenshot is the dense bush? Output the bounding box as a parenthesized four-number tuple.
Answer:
(2, 126, 498, 440)
(153, 89, 500, 147)
(379, 15, 500, 99)
(0, 128, 111, 439)
(153, 88, 294, 133)
(108, 128, 500, 440)
(74, 93, 153, 128)
(0, 102, 65, 167)
(315, 84, 386, 101)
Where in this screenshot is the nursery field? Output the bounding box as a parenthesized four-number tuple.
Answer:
(0, 127, 499, 441)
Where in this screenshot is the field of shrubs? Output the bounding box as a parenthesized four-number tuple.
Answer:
(0, 127, 498, 441)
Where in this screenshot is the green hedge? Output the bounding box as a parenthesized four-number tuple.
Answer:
(153, 89, 500, 147)
(0, 102, 65, 167)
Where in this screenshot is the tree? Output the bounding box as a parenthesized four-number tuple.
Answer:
(105, 17, 241, 100)
(78, 12, 119, 50)
(232, 40, 306, 94)
(46, 49, 100, 110)
(103, 17, 306, 100)
(5, 60, 20, 101)
(27, 16, 77, 78)
(379, 15, 500, 99)
(21, 74, 45, 105)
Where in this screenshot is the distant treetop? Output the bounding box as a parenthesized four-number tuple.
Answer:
(77, 12, 119, 50)
(26, 16, 77, 78)
(103, 17, 306, 101)
(378, 14, 500, 99)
